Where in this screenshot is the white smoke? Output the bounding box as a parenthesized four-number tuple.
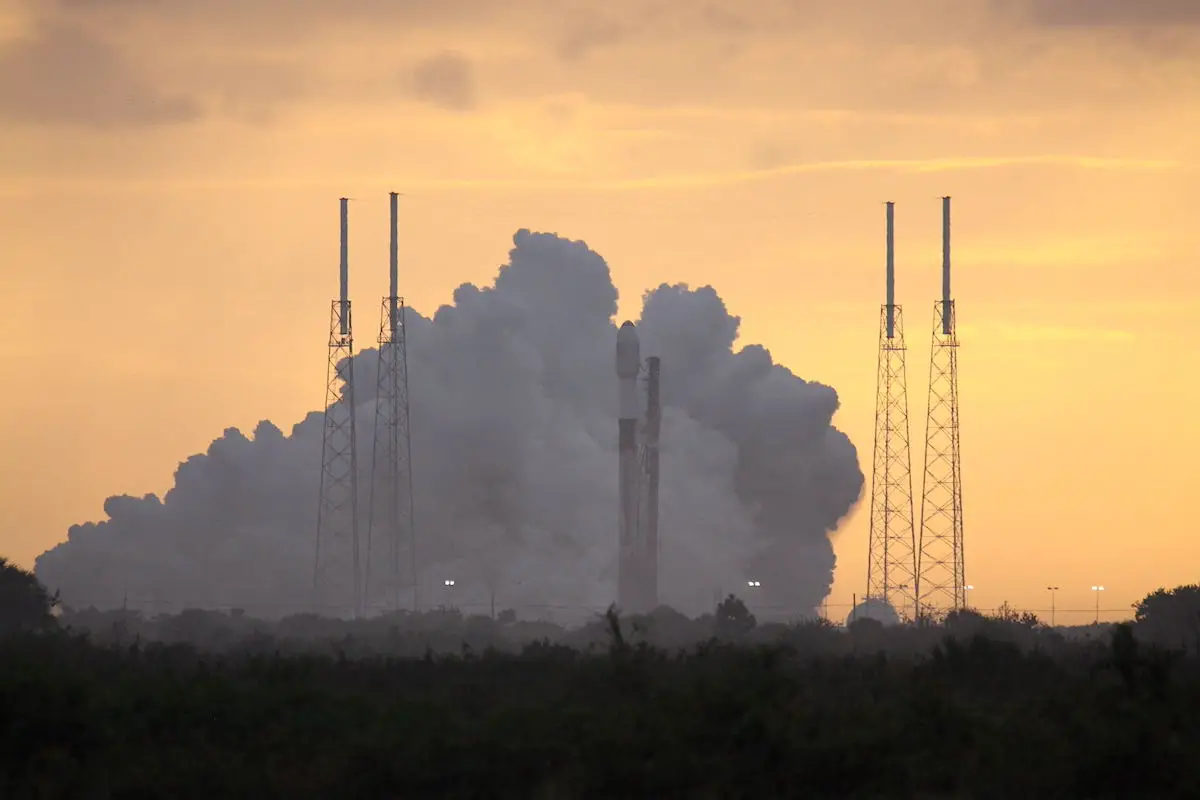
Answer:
(35, 230, 863, 620)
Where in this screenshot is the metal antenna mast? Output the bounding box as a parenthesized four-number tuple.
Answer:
(917, 196, 966, 615)
(365, 192, 418, 614)
(315, 197, 362, 618)
(866, 201, 919, 620)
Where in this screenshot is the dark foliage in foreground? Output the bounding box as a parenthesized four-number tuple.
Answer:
(1, 617, 1199, 797)
(5, 561, 1200, 797)
(0, 557, 57, 636)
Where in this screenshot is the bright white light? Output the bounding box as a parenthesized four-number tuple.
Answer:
(1091, 585, 1105, 591)
(746, 580, 761, 588)
(965, 584, 974, 590)
(444, 579, 456, 587)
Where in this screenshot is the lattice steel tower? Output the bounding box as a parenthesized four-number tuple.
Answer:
(917, 196, 966, 615)
(866, 201, 918, 620)
(365, 192, 418, 614)
(314, 198, 362, 618)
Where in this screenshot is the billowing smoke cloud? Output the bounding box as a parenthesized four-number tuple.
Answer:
(36, 230, 863, 620)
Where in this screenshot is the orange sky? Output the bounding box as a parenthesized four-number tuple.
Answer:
(2, 0, 1198, 623)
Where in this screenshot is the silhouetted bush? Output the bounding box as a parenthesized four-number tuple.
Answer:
(0, 557, 58, 636)
(1136, 584, 1200, 654)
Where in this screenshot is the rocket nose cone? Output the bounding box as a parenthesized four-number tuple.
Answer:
(616, 321, 641, 377)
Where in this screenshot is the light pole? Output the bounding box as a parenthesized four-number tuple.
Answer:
(490, 579, 523, 619)
(1046, 586, 1059, 627)
(964, 584, 974, 611)
(1090, 585, 1104, 624)
(443, 579, 455, 610)
(744, 580, 763, 619)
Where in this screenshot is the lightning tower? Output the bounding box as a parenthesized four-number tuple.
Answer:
(314, 198, 362, 618)
(365, 192, 418, 614)
(917, 196, 966, 615)
(866, 201, 919, 620)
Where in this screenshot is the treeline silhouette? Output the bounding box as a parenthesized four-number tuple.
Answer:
(3, 557, 1200, 797)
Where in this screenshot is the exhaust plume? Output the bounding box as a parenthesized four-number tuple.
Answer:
(36, 230, 864, 620)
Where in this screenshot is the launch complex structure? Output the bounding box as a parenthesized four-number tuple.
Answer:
(865, 198, 966, 621)
(310, 195, 664, 619)
(314, 196, 417, 618)
(308, 194, 962, 621)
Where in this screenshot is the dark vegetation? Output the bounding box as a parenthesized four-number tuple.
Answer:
(4, 557, 1200, 797)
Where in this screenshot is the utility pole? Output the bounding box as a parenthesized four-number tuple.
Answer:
(1091, 585, 1105, 624)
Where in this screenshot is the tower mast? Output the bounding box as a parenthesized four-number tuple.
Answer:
(917, 196, 966, 615)
(865, 201, 919, 620)
(366, 191, 418, 613)
(315, 197, 362, 618)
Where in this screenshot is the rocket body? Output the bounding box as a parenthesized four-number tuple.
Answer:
(616, 321, 641, 612)
(617, 321, 640, 417)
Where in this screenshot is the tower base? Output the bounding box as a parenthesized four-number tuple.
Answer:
(916, 299, 965, 617)
(365, 296, 418, 614)
(866, 304, 918, 620)
(315, 299, 361, 618)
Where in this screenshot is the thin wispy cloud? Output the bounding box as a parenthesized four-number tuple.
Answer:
(960, 321, 1136, 343)
(961, 237, 1171, 269)
(584, 102, 1063, 129)
(0, 154, 1183, 198)
(587, 154, 1184, 190)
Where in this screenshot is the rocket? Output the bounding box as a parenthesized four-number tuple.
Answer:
(617, 321, 640, 419)
(616, 321, 641, 612)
